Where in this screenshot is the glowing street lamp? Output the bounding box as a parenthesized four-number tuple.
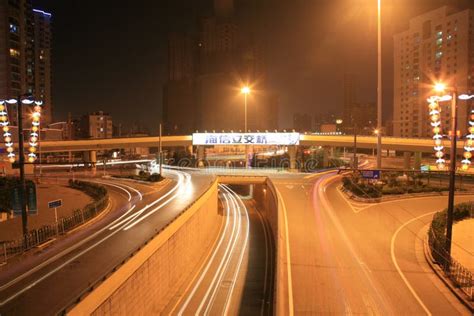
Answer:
(241, 86, 251, 133)
(434, 82, 447, 93)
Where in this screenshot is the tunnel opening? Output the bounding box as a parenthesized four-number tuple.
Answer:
(225, 183, 276, 316)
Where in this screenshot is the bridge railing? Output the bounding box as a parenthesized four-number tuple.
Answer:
(0, 182, 109, 264)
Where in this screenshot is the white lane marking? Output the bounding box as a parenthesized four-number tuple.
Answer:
(177, 188, 232, 315)
(0, 170, 185, 298)
(0, 203, 144, 306)
(0, 201, 130, 293)
(199, 187, 240, 315)
(390, 211, 435, 316)
(274, 186, 295, 316)
(223, 186, 250, 316)
(202, 186, 241, 314)
(316, 174, 392, 313)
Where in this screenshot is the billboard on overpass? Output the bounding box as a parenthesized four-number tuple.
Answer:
(192, 133, 300, 146)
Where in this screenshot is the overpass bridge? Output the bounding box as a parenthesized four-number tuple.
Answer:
(34, 134, 458, 153)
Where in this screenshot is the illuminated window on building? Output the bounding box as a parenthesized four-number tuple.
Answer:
(9, 48, 20, 58)
(435, 51, 443, 59)
(9, 23, 18, 33)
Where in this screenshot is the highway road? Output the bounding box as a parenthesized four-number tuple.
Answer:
(272, 171, 472, 315)
(0, 169, 214, 315)
(169, 185, 274, 315)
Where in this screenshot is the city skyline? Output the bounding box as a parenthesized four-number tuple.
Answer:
(30, 0, 474, 133)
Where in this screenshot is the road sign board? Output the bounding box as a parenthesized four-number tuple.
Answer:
(361, 170, 381, 180)
(48, 199, 62, 209)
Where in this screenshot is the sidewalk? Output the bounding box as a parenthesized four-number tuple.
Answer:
(452, 218, 474, 275)
(0, 181, 91, 242)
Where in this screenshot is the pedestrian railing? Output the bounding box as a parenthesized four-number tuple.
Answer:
(428, 224, 474, 301)
(0, 182, 108, 264)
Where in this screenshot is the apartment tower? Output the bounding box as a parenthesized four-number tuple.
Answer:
(393, 6, 474, 138)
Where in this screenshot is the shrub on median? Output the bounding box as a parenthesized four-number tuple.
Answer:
(68, 180, 107, 201)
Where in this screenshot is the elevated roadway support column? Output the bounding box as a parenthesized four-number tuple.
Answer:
(403, 152, 411, 170)
(414, 152, 422, 171)
(186, 145, 193, 156)
(288, 145, 297, 171)
(82, 150, 98, 175)
(197, 146, 206, 168)
(322, 147, 330, 168)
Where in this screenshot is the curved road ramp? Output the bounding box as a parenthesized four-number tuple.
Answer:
(68, 176, 291, 315)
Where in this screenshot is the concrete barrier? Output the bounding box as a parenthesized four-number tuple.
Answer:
(68, 179, 220, 315)
(254, 180, 294, 316)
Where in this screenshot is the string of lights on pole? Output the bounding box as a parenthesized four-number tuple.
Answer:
(461, 108, 474, 171)
(460, 94, 474, 171)
(0, 100, 15, 163)
(428, 92, 474, 171)
(428, 95, 448, 170)
(0, 98, 43, 163)
(27, 100, 42, 163)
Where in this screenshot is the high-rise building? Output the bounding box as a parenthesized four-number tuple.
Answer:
(341, 73, 376, 134)
(33, 8, 52, 125)
(0, 1, 52, 126)
(393, 6, 474, 138)
(80, 111, 113, 139)
(163, 0, 278, 135)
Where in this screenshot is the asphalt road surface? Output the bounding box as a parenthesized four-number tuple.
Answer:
(0, 169, 214, 315)
(171, 185, 274, 316)
(271, 171, 472, 315)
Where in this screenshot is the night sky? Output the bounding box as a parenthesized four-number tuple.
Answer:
(33, 0, 474, 134)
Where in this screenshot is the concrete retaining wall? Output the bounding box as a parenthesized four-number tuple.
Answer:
(69, 179, 220, 315)
(254, 181, 294, 316)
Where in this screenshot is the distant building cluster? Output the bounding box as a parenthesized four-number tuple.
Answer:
(163, 0, 279, 135)
(0, 0, 52, 126)
(342, 73, 376, 134)
(393, 6, 474, 138)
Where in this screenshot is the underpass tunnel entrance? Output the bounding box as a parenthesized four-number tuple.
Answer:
(223, 183, 276, 315)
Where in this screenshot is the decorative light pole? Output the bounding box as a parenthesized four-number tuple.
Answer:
(2, 96, 43, 237)
(428, 84, 474, 258)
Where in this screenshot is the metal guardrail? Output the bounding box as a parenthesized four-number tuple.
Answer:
(1, 186, 109, 264)
(428, 221, 474, 301)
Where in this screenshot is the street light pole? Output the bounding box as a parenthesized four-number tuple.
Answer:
(17, 96, 28, 237)
(244, 91, 248, 133)
(445, 90, 458, 257)
(376, 0, 383, 169)
(241, 86, 250, 168)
